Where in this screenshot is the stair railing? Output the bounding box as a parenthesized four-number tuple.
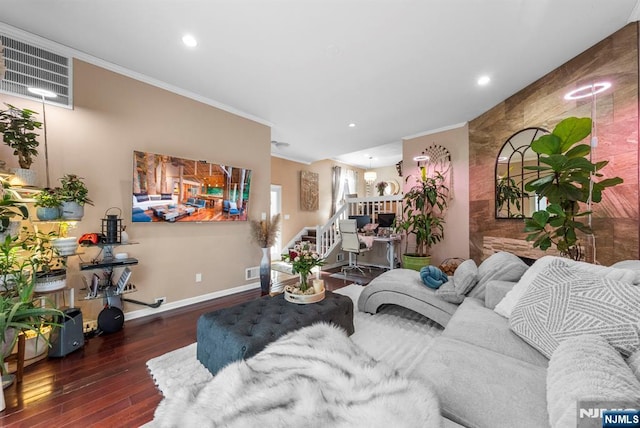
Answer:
(281, 195, 403, 260)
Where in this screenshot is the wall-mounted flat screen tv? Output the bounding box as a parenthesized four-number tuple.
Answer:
(132, 150, 252, 223)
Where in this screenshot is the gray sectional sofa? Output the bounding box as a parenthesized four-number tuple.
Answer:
(414, 284, 549, 427)
(358, 253, 640, 428)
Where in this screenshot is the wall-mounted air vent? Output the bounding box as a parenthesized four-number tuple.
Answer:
(245, 266, 260, 281)
(0, 34, 72, 107)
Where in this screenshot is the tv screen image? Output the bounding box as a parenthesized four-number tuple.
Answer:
(132, 150, 252, 223)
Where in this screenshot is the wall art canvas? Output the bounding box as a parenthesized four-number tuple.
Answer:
(300, 170, 319, 211)
(132, 150, 252, 223)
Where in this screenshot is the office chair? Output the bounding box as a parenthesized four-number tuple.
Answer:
(338, 219, 371, 277)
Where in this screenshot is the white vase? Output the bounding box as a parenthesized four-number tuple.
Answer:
(11, 168, 37, 186)
(121, 229, 129, 244)
(60, 201, 84, 220)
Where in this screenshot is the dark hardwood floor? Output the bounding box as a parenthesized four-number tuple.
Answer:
(0, 270, 351, 427)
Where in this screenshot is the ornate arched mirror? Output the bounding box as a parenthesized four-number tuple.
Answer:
(495, 127, 548, 219)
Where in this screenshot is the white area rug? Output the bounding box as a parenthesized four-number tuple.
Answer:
(146, 284, 443, 407)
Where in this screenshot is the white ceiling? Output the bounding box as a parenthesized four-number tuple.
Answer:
(1, 0, 639, 169)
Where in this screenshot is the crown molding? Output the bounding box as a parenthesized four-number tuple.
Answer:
(402, 122, 468, 141)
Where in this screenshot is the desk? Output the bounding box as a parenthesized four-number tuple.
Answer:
(358, 234, 401, 270)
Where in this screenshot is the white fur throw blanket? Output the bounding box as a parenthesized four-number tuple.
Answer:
(149, 323, 441, 427)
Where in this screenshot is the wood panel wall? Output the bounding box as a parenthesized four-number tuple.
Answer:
(468, 23, 639, 265)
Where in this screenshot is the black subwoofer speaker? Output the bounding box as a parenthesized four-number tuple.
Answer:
(49, 308, 85, 357)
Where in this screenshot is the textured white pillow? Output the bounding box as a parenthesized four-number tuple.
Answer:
(494, 255, 639, 318)
(547, 335, 640, 428)
(509, 259, 640, 358)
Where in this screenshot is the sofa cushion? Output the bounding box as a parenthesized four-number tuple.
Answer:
(467, 252, 528, 301)
(414, 336, 548, 428)
(452, 259, 478, 295)
(484, 280, 517, 310)
(495, 255, 640, 318)
(442, 298, 548, 367)
(509, 259, 640, 359)
(547, 335, 640, 428)
(434, 282, 465, 304)
(628, 350, 640, 383)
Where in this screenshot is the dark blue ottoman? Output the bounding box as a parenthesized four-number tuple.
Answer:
(196, 291, 354, 375)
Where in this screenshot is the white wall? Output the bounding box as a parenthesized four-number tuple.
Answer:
(402, 124, 470, 265)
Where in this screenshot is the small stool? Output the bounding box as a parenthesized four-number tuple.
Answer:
(196, 291, 354, 375)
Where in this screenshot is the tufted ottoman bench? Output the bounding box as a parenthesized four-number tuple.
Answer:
(196, 291, 354, 375)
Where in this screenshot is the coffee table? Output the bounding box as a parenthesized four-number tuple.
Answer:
(150, 204, 195, 222)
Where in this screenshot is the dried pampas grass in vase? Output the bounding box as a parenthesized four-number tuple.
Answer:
(251, 214, 281, 295)
(250, 213, 281, 248)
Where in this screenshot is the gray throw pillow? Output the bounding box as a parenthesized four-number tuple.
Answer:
(435, 282, 465, 304)
(452, 259, 478, 295)
(510, 259, 640, 359)
(547, 335, 640, 428)
(467, 252, 528, 300)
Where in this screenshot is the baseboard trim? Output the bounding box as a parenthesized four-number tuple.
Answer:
(123, 282, 261, 321)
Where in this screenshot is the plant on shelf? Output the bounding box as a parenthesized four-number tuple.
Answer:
(0, 178, 29, 239)
(395, 167, 449, 270)
(34, 188, 62, 221)
(59, 174, 93, 220)
(0, 104, 41, 170)
(282, 242, 325, 292)
(523, 117, 623, 260)
(0, 235, 63, 374)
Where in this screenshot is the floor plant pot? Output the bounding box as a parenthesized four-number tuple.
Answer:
(402, 254, 431, 271)
(36, 207, 60, 221)
(60, 201, 84, 220)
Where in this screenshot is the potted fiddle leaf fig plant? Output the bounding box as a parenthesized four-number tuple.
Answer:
(524, 116, 623, 260)
(396, 167, 448, 270)
(59, 174, 93, 220)
(0, 177, 28, 241)
(0, 104, 41, 186)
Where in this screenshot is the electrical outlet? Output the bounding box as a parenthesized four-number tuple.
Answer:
(337, 253, 345, 262)
(195, 273, 202, 283)
(83, 319, 97, 333)
(155, 297, 166, 305)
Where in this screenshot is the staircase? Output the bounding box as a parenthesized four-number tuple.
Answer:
(274, 195, 403, 274)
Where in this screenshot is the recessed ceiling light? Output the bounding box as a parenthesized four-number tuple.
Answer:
(182, 34, 198, 48)
(477, 75, 491, 86)
(348, 123, 356, 128)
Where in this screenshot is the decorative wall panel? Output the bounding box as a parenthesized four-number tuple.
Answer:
(468, 23, 639, 265)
